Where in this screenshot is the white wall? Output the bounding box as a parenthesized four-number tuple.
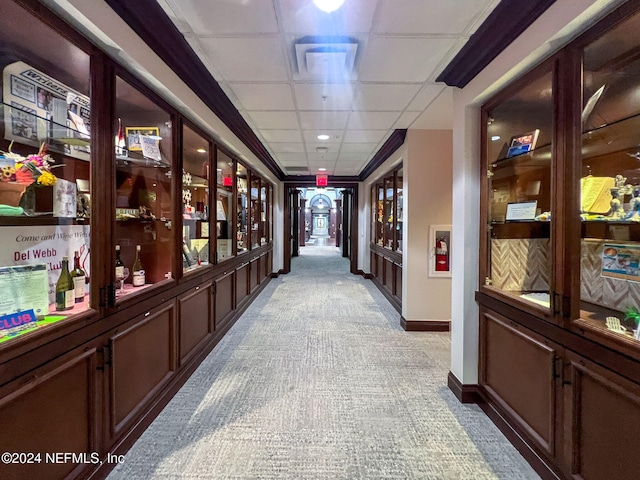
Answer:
(449, 0, 628, 386)
(403, 129, 452, 322)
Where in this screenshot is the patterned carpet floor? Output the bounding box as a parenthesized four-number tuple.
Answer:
(106, 246, 539, 480)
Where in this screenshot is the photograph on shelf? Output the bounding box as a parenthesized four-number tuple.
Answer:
(601, 243, 640, 282)
(428, 225, 451, 278)
(125, 126, 159, 151)
(506, 129, 540, 157)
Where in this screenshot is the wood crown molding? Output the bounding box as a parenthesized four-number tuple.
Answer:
(436, 0, 557, 88)
(104, 0, 285, 180)
(359, 129, 407, 181)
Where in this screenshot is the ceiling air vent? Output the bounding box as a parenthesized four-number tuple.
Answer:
(294, 36, 358, 80)
(286, 166, 309, 174)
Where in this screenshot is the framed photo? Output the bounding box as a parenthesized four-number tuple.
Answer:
(506, 129, 539, 158)
(125, 126, 159, 151)
(429, 225, 452, 278)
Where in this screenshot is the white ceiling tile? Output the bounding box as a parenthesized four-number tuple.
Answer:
(412, 88, 453, 129)
(269, 143, 307, 153)
(353, 84, 421, 111)
(164, 0, 278, 35)
(294, 84, 355, 110)
(299, 111, 349, 130)
(198, 37, 288, 81)
(375, 0, 490, 34)
(338, 152, 368, 162)
(340, 143, 378, 153)
(274, 152, 307, 163)
(303, 130, 343, 144)
(307, 152, 339, 162)
(277, 0, 376, 35)
(394, 111, 420, 128)
(348, 111, 400, 130)
(343, 130, 388, 143)
(407, 84, 448, 111)
(359, 37, 455, 82)
(248, 111, 300, 129)
(261, 130, 303, 143)
(229, 83, 295, 110)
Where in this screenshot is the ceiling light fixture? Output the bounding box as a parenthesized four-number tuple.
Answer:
(196, 148, 207, 153)
(318, 168, 327, 171)
(317, 134, 330, 140)
(313, 0, 345, 13)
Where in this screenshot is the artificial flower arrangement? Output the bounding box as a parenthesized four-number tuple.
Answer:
(0, 141, 58, 187)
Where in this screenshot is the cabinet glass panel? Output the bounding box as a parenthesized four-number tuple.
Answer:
(0, 2, 92, 344)
(181, 124, 209, 273)
(236, 162, 248, 253)
(216, 148, 234, 262)
(250, 175, 260, 248)
(579, 10, 640, 344)
(260, 183, 267, 245)
(268, 184, 273, 243)
(384, 176, 394, 249)
(396, 168, 403, 252)
(375, 184, 384, 246)
(114, 77, 173, 298)
(485, 69, 553, 311)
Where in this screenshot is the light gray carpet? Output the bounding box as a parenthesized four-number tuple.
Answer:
(106, 246, 540, 480)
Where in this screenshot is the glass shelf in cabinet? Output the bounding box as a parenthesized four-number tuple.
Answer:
(491, 142, 552, 166)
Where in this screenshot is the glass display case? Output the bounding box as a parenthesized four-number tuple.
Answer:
(181, 123, 210, 273)
(250, 174, 260, 248)
(0, 1, 92, 344)
(577, 9, 640, 345)
(114, 76, 174, 298)
(260, 183, 267, 246)
(384, 175, 394, 249)
(484, 67, 554, 313)
(375, 183, 384, 246)
(396, 168, 403, 252)
(216, 147, 234, 262)
(236, 162, 248, 253)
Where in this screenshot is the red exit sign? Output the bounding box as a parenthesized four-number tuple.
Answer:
(316, 174, 328, 187)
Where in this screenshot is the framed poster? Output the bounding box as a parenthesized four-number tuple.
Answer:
(125, 127, 160, 151)
(429, 225, 451, 278)
(506, 129, 540, 157)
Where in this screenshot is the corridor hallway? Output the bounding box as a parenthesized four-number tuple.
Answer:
(106, 247, 539, 479)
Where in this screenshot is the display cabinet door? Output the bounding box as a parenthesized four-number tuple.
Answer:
(482, 62, 556, 319)
(215, 148, 235, 263)
(181, 123, 210, 275)
(396, 168, 404, 253)
(573, 8, 640, 358)
(0, 1, 96, 347)
(236, 163, 248, 254)
(112, 76, 175, 303)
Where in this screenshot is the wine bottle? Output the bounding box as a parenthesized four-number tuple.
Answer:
(132, 245, 145, 286)
(115, 244, 124, 279)
(71, 250, 86, 303)
(55, 256, 74, 311)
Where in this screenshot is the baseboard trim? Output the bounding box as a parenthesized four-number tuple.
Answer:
(356, 269, 374, 279)
(401, 317, 450, 331)
(478, 392, 564, 480)
(447, 371, 482, 404)
(270, 272, 280, 278)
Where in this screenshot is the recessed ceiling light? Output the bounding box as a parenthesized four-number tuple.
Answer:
(197, 148, 207, 153)
(318, 168, 327, 171)
(491, 136, 501, 141)
(317, 134, 330, 140)
(313, 0, 345, 13)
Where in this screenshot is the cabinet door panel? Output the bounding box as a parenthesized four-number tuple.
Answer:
(566, 353, 640, 479)
(480, 309, 559, 455)
(0, 348, 99, 480)
(109, 302, 176, 436)
(260, 253, 268, 281)
(214, 271, 234, 330)
(236, 262, 249, 305)
(384, 257, 393, 292)
(394, 263, 402, 303)
(178, 282, 213, 365)
(250, 257, 259, 292)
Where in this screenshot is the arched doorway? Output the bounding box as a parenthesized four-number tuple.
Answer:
(308, 193, 332, 238)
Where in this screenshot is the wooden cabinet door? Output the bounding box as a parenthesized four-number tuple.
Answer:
(564, 352, 640, 479)
(0, 344, 101, 480)
(235, 261, 250, 306)
(480, 308, 563, 460)
(214, 269, 235, 331)
(178, 281, 213, 366)
(106, 301, 177, 445)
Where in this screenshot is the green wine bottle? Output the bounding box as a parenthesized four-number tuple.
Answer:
(55, 256, 74, 311)
(132, 245, 145, 286)
(71, 250, 86, 303)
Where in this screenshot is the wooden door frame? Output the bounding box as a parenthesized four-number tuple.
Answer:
(283, 182, 358, 275)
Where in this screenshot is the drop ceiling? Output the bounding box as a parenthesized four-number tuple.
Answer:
(156, 0, 501, 177)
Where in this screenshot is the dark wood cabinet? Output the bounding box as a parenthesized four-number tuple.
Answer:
(477, 4, 640, 478)
(178, 282, 214, 365)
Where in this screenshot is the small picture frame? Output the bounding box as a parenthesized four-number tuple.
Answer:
(125, 127, 160, 151)
(506, 129, 539, 158)
(429, 225, 452, 278)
